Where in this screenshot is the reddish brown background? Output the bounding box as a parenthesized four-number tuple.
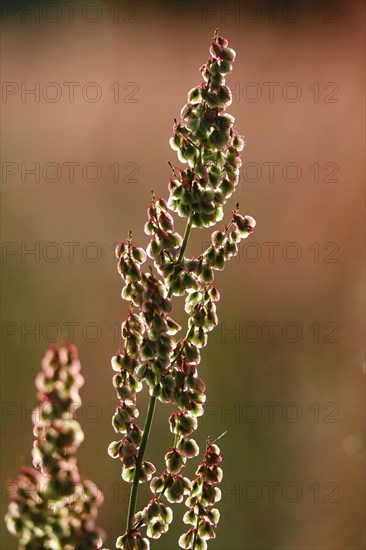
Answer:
(1, 1, 365, 549)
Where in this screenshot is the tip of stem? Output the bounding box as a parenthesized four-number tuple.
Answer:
(168, 161, 178, 178)
(210, 430, 228, 445)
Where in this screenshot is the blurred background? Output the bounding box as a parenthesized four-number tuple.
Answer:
(1, 1, 364, 549)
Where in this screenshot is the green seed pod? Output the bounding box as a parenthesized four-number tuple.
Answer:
(219, 178, 234, 197)
(229, 229, 239, 243)
(205, 309, 218, 330)
(201, 266, 213, 283)
(201, 89, 218, 108)
(180, 271, 196, 291)
(219, 59, 233, 74)
(208, 59, 221, 74)
(224, 240, 237, 257)
(159, 387, 172, 403)
(204, 247, 217, 267)
(191, 327, 208, 348)
(177, 437, 199, 458)
(186, 116, 201, 135)
(115, 383, 134, 400)
(126, 339, 139, 358)
(161, 262, 175, 277)
(165, 317, 181, 335)
(191, 212, 203, 227)
(128, 424, 142, 446)
(206, 507, 220, 525)
(152, 384, 162, 398)
(233, 133, 245, 151)
(108, 441, 121, 458)
(112, 411, 128, 433)
(150, 475, 165, 495)
(145, 367, 158, 387)
(140, 460, 156, 482)
(210, 72, 224, 86)
(144, 220, 155, 235)
(111, 355, 123, 372)
(208, 165, 221, 187)
(170, 276, 185, 296)
(212, 248, 225, 269)
(125, 263, 140, 283)
(184, 341, 201, 364)
(159, 211, 174, 232)
(140, 340, 156, 360)
(211, 229, 226, 246)
(152, 314, 167, 333)
(214, 206, 224, 221)
(131, 246, 146, 264)
(135, 363, 148, 380)
(120, 438, 136, 459)
(169, 135, 181, 152)
(217, 85, 232, 106)
(198, 519, 215, 540)
(191, 308, 206, 327)
(183, 509, 197, 526)
(146, 521, 166, 539)
(188, 86, 202, 104)
(208, 129, 227, 151)
(157, 355, 171, 370)
(121, 466, 135, 483)
(182, 143, 197, 163)
(216, 113, 234, 133)
(165, 449, 186, 474)
(150, 238, 162, 256)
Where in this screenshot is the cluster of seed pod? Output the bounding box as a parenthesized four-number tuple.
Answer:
(179, 440, 223, 550)
(130, 279, 221, 541)
(135, 214, 256, 545)
(168, 33, 243, 229)
(111, 30, 256, 550)
(128, 336, 204, 539)
(198, 208, 256, 281)
(111, 236, 190, 488)
(5, 344, 105, 549)
(145, 193, 182, 276)
(109, 301, 145, 484)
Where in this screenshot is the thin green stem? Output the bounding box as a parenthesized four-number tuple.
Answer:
(170, 216, 193, 292)
(126, 216, 193, 531)
(126, 394, 156, 530)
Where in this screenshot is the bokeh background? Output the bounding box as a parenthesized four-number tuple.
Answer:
(1, 1, 365, 549)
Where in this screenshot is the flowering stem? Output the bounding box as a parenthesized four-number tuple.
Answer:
(126, 216, 193, 531)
